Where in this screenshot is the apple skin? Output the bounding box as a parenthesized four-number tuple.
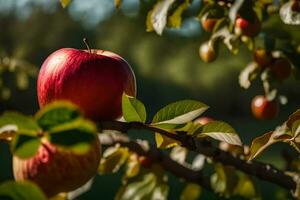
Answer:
(199, 43, 217, 63)
(253, 48, 272, 68)
(13, 139, 101, 198)
(251, 95, 279, 120)
(270, 58, 292, 81)
(139, 156, 152, 168)
(195, 117, 214, 125)
(201, 17, 218, 32)
(37, 48, 136, 121)
(235, 16, 261, 37)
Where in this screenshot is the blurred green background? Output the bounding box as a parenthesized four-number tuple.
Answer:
(0, 0, 299, 199)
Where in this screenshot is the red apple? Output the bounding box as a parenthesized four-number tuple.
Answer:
(270, 57, 292, 81)
(201, 16, 218, 32)
(13, 139, 101, 198)
(235, 16, 261, 37)
(139, 156, 152, 168)
(251, 95, 279, 120)
(37, 48, 136, 121)
(253, 48, 272, 68)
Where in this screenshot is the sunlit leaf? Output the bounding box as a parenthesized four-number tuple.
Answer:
(122, 93, 147, 123)
(0, 181, 46, 200)
(170, 146, 188, 164)
(198, 121, 242, 146)
(191, 154, 206, 170)
(99, 146, 129, 174)
(287, 109, 300, 130)
(146, 10, 155, 32)
(126, 154, 140, 178)
(291, 120, 300, 139)
(229, 0, 255, 23)
(11, 131, 41, 159)
(280, 1, 300, 25)
(155, 132, 181, 149)
(168, 0, 190, 28)
(0, 112, 40, 133)
(211, 27, 240, 54)
(48, 119, 97, 154)
(60, 0, 71, 8)
(35, 101, 81, 131)
(229, 0, 245, 23)
(239, 62, 259, 89)
(180, 183, 201, 200)
(210, 163, 238, 197)
(234, 175, 259, 199)
(148, 0, 176, 35)
(150, 183, 169, 200)
(152, 100, 208, 127)
(119, 173, 157, 200)
(248, 126, 291, 160)
(0, 125, 17, 141)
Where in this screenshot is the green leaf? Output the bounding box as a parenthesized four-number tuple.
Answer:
(197, 121, 242, 146)
(287, 109, 300, 130)
(291, 120, 300, 139)
(152, 100, 208, 128)
(167, 0, 190, 28)
(126, 155, 140, 178)
(210, 163, 239, 197)
(11, 131, 41, 159)
(48, 119, 97, 154)
(60, 0, 71, 8)
(122, 93, 147, 123)
(248, 126, 291, 160)
(35, 101, 81, 131)
(146, 10, 155, 32)
(155, 132, 181, 149)
(0, 181, 46, 200)
(147, 0, 176, 35)
(180, 183, 201, 200)
(98, 146, 129, 174)
(0, 112, 40, 133)
(234, 175, 259, 199)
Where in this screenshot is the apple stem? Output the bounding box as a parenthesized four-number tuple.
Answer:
(83, 38, 92, 54)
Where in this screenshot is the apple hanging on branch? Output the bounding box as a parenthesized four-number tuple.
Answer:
(37, 38, 136, 121)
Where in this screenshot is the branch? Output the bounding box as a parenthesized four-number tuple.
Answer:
(99, 133, 212, 192)
(98, 121, 297, 192)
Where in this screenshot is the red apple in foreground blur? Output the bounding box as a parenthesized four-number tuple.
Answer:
(13, 139, 101, 198)
(37, 48, 136, 121)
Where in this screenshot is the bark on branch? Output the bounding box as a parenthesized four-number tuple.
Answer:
(100, 133, 212, 192)
(98, 121, 297, 192)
